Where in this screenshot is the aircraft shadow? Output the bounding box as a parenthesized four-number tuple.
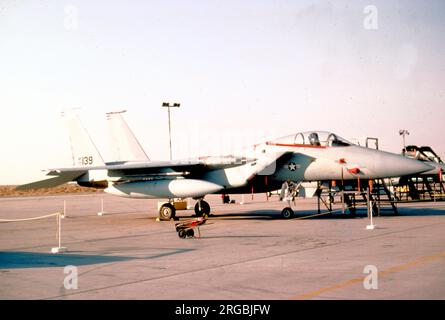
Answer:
(0, 248, 195, 269)
(338, 206, 445, 218)
(0, 251, 130, 269)
(176, 205, 445, 221)
(176, 209, 330, 221)
(176, 211, 284, 221)
(393, 206, 445, 217)
(208, 211, 359, 221)
(195, 235, 279, 239)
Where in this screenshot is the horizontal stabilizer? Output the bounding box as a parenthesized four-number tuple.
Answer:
(16, 171, 86, 190)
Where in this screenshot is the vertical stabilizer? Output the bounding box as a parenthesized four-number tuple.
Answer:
(62, 110, 105, 167)
(106, 110, 150, 162)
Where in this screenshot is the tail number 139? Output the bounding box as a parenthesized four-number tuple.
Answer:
(78, 156, 93, 166)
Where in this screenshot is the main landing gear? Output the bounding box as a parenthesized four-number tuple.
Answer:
(194, 199, 210, 217)
(158, 199, 211, 221)
(159, 202, 176, 221)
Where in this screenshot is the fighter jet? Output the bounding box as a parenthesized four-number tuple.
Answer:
(18, 111, 433, 220)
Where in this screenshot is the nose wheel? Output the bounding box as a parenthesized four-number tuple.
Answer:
(194, 200, 210, 217)
(280, 180, 300, 219)
(281, 207, 294, 219)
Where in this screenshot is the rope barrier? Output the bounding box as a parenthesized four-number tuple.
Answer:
(0, 212, 66, 253)
(0, 212, 60, 223)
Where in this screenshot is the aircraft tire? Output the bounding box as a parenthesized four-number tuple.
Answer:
(194, 201, 210, 217)
(159, 203, 176, 221)
(178, 229, 187, 238)
(281, 207, 294, 219)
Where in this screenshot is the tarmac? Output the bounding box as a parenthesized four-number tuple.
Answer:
(0, 193, 445, 300)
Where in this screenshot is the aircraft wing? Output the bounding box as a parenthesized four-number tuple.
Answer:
(46, 157, 253, 174)
(17, 157, 255, 190)
(46, 160, 202, 174)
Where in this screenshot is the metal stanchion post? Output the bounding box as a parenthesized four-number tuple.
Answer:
(62, 200, 66, 218)
(51, 213, 67, 253)
(98, 198, 107, 216)
(366, 181, 376, 230)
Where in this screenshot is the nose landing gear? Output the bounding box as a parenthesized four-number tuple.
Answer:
(281, 207, 294, 219)
(279, 180, 301, 219)
(194, 199, 210, 217)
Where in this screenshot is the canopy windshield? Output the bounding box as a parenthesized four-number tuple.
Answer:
(271, 131, 353, 147)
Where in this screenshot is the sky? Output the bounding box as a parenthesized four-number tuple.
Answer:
(0, 0, 444, 185)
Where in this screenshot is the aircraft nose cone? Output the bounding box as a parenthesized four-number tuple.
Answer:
(377, 154, 434, 177)
(401, 157, 434, 175)
(414, 161, 444, 175)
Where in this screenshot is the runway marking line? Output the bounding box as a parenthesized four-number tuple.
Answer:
(290, 251, 445, 300)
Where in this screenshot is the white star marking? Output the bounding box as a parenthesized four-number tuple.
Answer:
(288, 162, 297, 171)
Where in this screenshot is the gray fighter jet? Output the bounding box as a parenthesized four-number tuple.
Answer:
(18, 111, 432, 219)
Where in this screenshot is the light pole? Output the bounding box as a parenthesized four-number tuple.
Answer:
(399, 129, 410, 153)
(162, 102, 180, 160)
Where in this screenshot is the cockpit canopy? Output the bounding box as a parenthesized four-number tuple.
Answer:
(271, 131, 353, 147)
